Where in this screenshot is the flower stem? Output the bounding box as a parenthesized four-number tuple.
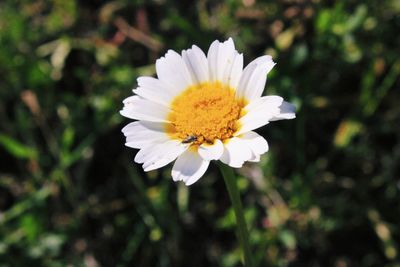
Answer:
(218, 163, 253, 267)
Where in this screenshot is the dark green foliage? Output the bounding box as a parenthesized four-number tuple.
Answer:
(0, 0, 399, 266)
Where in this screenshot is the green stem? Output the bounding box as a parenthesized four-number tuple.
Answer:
(218, 163, 253, 267)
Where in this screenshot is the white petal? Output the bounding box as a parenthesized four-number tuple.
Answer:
(135, 140, 187, 165)
(235, 96, 283, 135)
(143, 158, 172, 172)
(182, 45, 209, 84)
(122, 95, 138, 105)
(120, 95, 170, 122)
(122, 121, 165, 135)
(172, 150, 210, 186)
(156, 50, 194, 95)
(243, 95, 283, 112)
(217, 38, 235, 83)
(125, 137, 167, 149)
(142, 142, 188, 172)
(227, 52, 243, 89)
(207, 40, 219, 82)
(122, 121, 169, 149)
(125, 129, 167, 148)
(240, 131, 269, 160)
(134, 144, 154, 164)
(270, 101, 296, 121)
(236, 55, 275, 100)
(198, 139, 224, 160)
(220, 137, 252, 168)
(207, 38, 241, 85)
(236, 63, 256, 99)
(133, 76, 174, 106)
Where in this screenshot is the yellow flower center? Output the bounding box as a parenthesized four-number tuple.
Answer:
(166, 82, 245, 146)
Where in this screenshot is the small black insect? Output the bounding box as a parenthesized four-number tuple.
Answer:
(182, 135, 198, 144)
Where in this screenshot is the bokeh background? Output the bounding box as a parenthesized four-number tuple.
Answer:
(1, 0, 399, 266)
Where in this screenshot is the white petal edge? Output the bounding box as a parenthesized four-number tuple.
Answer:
(155, 50, 194, 96)
(133, 76, 174, 106)
(135, 140, 179, 164)
(172, 149, 210, 186)
(134, 140, 188, 168)
(122, 121, 165, 136)
(182, 45, 209, 84)
(207, 40, 220, 82)
(217, 38, 235, 82)
(236, 55, 275, 100)
(239, 131, 269, 161)
(227, 52, 243, 89)
(248, 154, 261, 162)
(235, 96, 283, 135)
(142, 142, 189, 172)
(120, 95, 171, 122)
(122, 121, 169, 149)
(220, 137, 252, 168)
(207, 38, 241, 86)
(198, 139, 224, 161)
(270, 101, 296, 121)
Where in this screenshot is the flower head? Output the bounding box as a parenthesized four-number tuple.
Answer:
(121, 38, 295, 185)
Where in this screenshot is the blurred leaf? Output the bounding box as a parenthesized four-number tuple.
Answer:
(276, 28, 295, 51)
(60, 135, 94, 168)
(345, 5, 367, 32)
(28, 234, 66, 258)
(292, 44, 308, 66)
(217, 207, 236, 229)
(96, 43, 119, 66)
(20, 214, 42, 242)
(316, 9, 332, 33)
(0, 134, 37, 160)
(362, 60, 400, 116)
(0, 185, 51, 224)
(279, 230, 296, 249)
(177, 182, 189, 214)
(61, 126, 75, 151)
(334, 120, 363, 148)
(45, 0, 77, 33)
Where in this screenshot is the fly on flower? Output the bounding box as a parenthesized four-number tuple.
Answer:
(120, 38, 295, 185)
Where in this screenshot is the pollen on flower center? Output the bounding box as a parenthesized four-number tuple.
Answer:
(166, 82, 245, 146)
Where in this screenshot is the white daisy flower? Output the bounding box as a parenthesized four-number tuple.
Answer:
(121, 38, 295, 186)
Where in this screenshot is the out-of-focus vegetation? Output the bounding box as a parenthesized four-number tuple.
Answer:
(0, 0, 399, 266)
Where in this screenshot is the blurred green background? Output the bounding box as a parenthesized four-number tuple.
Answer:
(0, 0, 399, 266)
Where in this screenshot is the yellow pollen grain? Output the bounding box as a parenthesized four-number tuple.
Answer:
(166, 82, 245, 146)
